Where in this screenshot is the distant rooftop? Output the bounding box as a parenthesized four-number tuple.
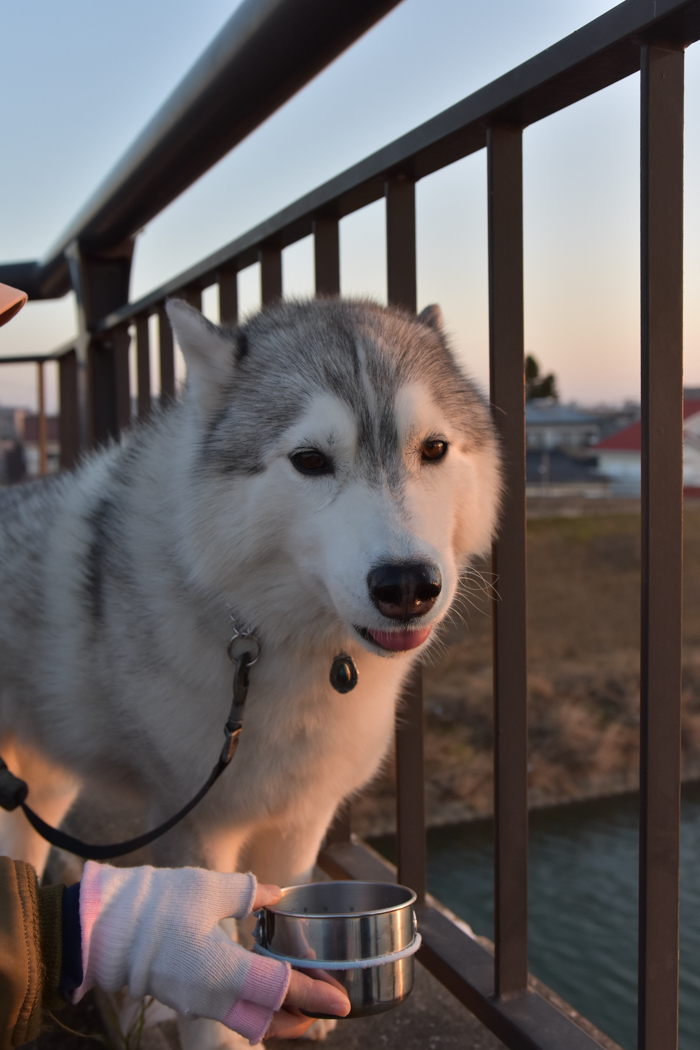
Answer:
(525, 399, 602, 425)
(595, 398, 700, 451)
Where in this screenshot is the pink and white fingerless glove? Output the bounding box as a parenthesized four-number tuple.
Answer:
(74, 862, 290, 1045)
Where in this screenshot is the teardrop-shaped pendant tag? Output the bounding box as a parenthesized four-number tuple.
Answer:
(330, 654, 358, 694)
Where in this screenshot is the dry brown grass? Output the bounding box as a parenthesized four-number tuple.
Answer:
(351, 504, 700, 836)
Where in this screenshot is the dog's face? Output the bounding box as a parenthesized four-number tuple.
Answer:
(168, 298, 502, 656)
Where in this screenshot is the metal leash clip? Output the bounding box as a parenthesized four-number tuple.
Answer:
(222, 627, 261, 764)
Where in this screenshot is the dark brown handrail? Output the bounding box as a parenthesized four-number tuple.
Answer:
(0, 0, 403, 301)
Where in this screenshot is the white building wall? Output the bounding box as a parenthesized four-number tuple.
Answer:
(683, 443, 700, 487)
(598, 439, 700, 494)
(596, 450, 641, 496)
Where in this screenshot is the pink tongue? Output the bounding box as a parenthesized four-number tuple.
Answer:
(368, 626, 432, 651)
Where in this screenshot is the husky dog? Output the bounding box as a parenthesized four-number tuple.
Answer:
(0, 298, 501, 1046)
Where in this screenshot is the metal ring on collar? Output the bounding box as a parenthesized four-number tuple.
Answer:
(227, 630, 262, 666)
(252, 932, 422, 970)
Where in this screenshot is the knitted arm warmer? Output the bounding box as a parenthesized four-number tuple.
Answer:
(75, 862, 290, 1044)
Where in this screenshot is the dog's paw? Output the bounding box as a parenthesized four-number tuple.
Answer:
(298, 1018, 338, 1041)
(177, 1016, 257, 1050)
(97, 989, 177, 1032)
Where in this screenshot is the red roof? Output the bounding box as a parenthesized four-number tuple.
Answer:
(595, 399, 700, 451)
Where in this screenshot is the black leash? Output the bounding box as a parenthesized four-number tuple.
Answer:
(0, 644, 255, 862)
(0, 626, 358, 862)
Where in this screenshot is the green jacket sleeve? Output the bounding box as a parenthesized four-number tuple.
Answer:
(0, 858, 64, 1049)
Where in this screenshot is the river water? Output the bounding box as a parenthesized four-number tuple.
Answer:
(371, 783, 700, 1050)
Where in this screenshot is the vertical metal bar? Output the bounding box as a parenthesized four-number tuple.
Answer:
(64, 239, 132, 453)
(260, 246, 283, 305)
(325, 803, 352, 846)
(313, 216, 340, 296)
(75, 349, 90, 452)
(395, 667, 426, 900)
(487, 124, 528, 998)
(88, 341, 119, 446)
(638, 42, 684, 1050)
(136, 314, 151, 419)
(112, 325, 131, 431)
(385, 172, 426, 900)
(158, 305, 176, 402)
(36, 361, 47, 476)
(219, 264, 239, 325)
(385, 175, 417, 311)
(58, 350, 80, 470)
(182, 285, 202, 311)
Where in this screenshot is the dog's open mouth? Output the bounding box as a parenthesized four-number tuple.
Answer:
(355, 625, 432, 652)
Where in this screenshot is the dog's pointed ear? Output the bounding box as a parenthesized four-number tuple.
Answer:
(166, 299, 236, 416)
(418, 304, 443, 332)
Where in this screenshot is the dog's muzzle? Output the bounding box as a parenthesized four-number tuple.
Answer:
(367, 561, 442, 620)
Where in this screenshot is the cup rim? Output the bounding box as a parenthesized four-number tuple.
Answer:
(263, 880, 417, 919)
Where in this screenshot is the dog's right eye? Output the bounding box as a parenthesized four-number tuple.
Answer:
(290, 449, 333, 475)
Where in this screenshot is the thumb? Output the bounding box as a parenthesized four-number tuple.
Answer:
(253, 883, 282, 910)
(284, 970, 351, 1018)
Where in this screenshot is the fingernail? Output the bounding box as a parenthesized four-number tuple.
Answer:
(328, 995, 351, 1017)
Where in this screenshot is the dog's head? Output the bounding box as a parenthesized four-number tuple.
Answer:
(167, 298, 502, 656)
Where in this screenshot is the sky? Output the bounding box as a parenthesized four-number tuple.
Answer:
(1, 0, 700, 412)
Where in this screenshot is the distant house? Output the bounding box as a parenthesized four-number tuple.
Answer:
(0, 409, 60, 482)
(0, 407, 26, 443)
(525, 399, 613, 497)
(525, 399, 603, 451)
(594, 397, 700, 496)
(525, 447, 608, 499)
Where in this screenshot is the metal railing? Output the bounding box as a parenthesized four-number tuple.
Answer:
(2, 0, 698, 1046)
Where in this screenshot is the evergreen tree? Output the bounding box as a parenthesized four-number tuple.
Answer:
(525, 355, 558, 401)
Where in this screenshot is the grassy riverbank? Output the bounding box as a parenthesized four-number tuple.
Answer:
(351, 502, 700, 837)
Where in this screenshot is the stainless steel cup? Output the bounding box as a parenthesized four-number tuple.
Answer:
(256, 881, 418, 1018)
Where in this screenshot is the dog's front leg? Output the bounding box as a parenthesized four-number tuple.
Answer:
(178, 1016, 259, 1050)
(138, 820, 257, 1049)
(0, 736, 80, 876)
(147, 808, 250, 872)
(240, 808, 338, 888)
(238, 812, 342, 1044)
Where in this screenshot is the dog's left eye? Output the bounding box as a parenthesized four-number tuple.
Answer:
(421, 439, 448, 462)
(290, 449, 334, 475)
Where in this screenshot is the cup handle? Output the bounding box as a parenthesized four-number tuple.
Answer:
(253, 909, 267, 945)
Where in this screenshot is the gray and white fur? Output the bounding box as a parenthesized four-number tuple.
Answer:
(0, 298, 502, 1046)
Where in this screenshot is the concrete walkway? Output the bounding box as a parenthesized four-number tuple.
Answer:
(31, 962, 505, 1050)
(274, 961, 506, 1050)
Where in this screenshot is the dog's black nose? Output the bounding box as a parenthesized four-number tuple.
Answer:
(368, 562, 442, 620)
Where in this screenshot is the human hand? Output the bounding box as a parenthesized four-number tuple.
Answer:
(252, 885, 351, 1037)
(75, 863, 293, 1044)
(266, 969, 351, 1039)
(253, 882, 283, 910)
